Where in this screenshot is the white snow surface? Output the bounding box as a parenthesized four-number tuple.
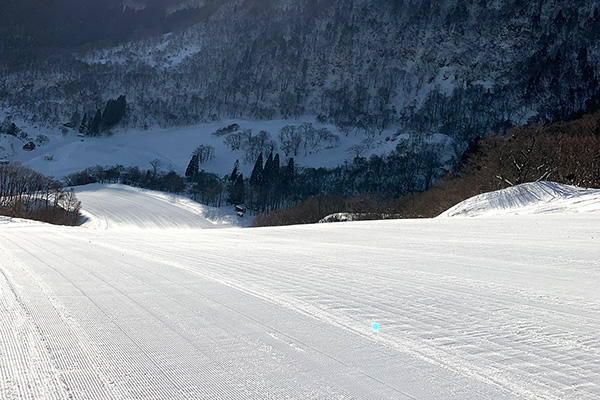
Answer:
(74, 183, 244, 230)
(1, 185, 599, 399)
(440, 181, 600, 217)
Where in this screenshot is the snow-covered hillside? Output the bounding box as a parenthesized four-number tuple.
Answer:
(440, 181, 600, 218)
(3, 119, 414, 179)
(75, 184, 242, 229)
(1, 185, 599, 399)
(4, 0, 600, 142)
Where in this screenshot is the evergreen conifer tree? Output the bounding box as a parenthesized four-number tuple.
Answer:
(79, 113, 88, 134)
(228, 160, 240, 183)
(263, 152, 274, 185)
(89, 109, 102, 136)
(272, 153, 281, 183)
(229, 173, 245, 205)
(185, 154, 199, 180)
(282, 157, 295, 196)
(284, 157, 295, 183)
(250, 153, 265, 187)
(226, 160, 241, 204)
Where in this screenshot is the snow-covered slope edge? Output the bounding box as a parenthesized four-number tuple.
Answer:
(440, 182, 600, 218)
(75, 184, 245, 229)
(0, 216, 47, 227)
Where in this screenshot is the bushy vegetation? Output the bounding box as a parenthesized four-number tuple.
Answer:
(252, 194, 398, 227)
(393, 111, 600, 218)
(0, 163, 81, 225)
(62, 109, 600, 226)
(66, 163, 186, 192)
(253, 111, 600, 226)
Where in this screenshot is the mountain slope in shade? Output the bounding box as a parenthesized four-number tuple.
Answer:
(439, 181, 600, 218)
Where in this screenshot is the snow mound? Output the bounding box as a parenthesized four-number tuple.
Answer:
(75, 184, 242, 230)
(319, 213, 359, 223)
(439, 181, 600, 218)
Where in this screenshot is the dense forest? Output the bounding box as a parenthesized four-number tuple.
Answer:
(0, 0, 223, 66)
(61, 108, 600, 225)
(2, 0, 600, 148)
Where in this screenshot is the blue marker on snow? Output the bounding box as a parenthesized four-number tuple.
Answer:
(372, 322, 379, 331)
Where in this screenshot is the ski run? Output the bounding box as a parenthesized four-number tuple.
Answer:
(1, 182, 599, 399)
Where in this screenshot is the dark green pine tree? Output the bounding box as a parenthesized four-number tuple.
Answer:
(226, 160, 241, 204)
(116, 95, 127, 120)
(272, 153, 281, 184)
(228, 159, 240, 183)
(230, 173, 245, 205)
(250, 153, 266, 210)
(185, 154, 199, 180)
(100, 95, 127, 131)
(263, 152, 274, 185)
(282, 157, 295, 195)
(78, 113, 88, 134)
(89, 109, 102, 136)
(250, 153, 265, 187)
(265, 152, 282, 210)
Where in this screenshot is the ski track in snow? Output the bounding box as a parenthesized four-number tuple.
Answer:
(1, 185, 600, 399)
(75, 184, 216, 230)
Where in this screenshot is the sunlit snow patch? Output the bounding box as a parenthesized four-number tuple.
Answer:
(439, 181, 600, 218)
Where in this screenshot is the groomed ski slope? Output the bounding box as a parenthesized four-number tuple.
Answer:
(74, 184, 244, 229)
(1, 184, 599, 399)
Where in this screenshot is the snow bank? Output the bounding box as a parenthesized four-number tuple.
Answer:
(0, 215, 46, 227)
(440, 181, 600, 218)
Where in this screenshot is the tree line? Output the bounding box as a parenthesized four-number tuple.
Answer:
(65, 131, 450, 216)
(75, 95, 127, 136)
(0, 163, 81, 225)
(253, 109, 600, 226)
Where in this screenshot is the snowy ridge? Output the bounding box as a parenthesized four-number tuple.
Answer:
(439, 181, 600, 218)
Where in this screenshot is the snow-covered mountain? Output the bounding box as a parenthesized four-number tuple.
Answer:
(2, 0, 600, 144)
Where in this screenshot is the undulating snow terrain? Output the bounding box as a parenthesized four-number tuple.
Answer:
(440, 181, 600, 217)
(1, 184, 599, 399)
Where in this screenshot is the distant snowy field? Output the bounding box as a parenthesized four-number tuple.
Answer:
(1, 119, 419, 180)
(1, 183, 599, 399)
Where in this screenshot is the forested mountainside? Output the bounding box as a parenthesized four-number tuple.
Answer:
(2, 0, 600, 146)
(0, 0, 216, 58)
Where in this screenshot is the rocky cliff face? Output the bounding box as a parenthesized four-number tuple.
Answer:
(2, 0, 600, 145)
